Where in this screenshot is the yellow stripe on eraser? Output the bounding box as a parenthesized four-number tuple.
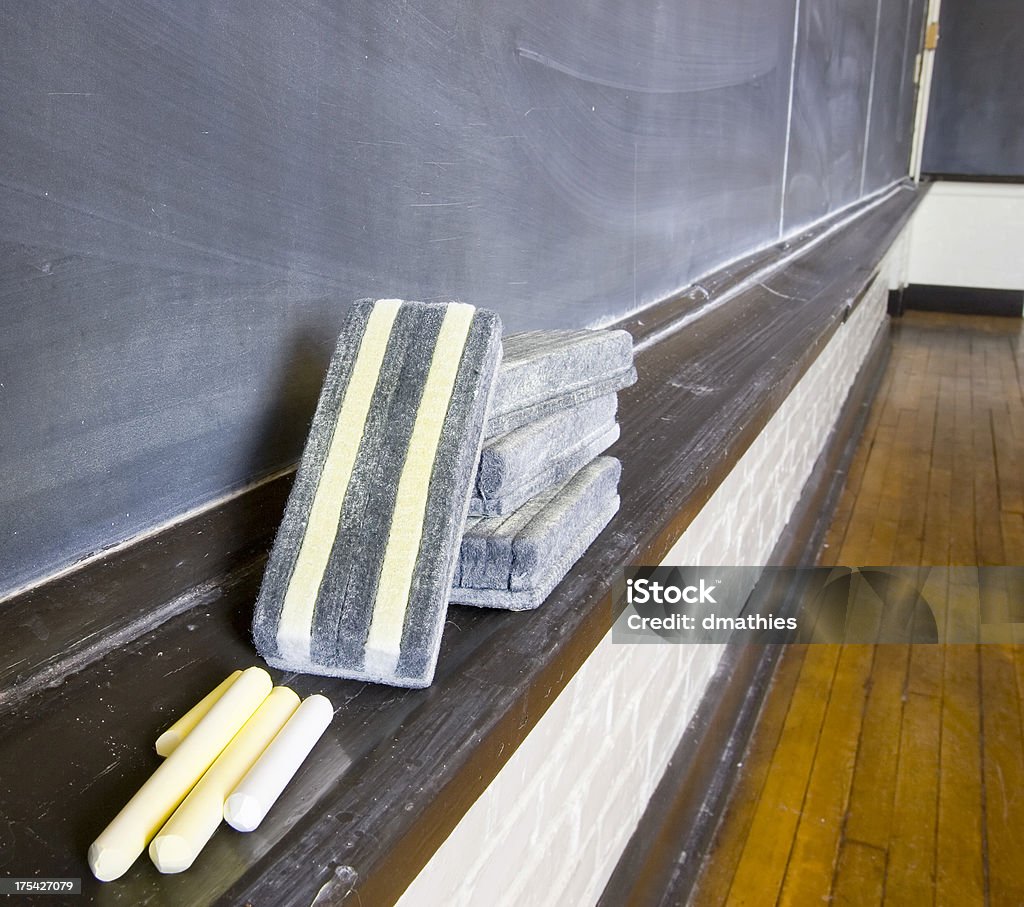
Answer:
(87, 666, 272, 882)
(276, 299, 402, 662)
(155, 670, 243, 757)
(149, 686, 300, 873)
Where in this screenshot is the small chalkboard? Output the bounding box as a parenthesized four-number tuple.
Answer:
(922, 0, 1024, 177)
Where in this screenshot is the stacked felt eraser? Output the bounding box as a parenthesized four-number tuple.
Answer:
(251, 300, 634, 689)
(452, 329, 635, 610)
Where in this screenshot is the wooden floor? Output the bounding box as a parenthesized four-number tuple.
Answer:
(690, 312, 1024, 906)
(821, 311, 1024, 566)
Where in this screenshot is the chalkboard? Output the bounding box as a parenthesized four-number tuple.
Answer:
(783, 0, 925, 230)
(0, 1, 923, 596)
(866, 0, 927, 192)
(922, 0, 1024, 177)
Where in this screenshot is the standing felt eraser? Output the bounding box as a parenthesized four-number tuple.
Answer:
(87, 666, 272, 882)
(485, 329, 635, 437)
(155, 669, 242, 757)
(224, 694, 334, 832)
(149, 686, 299, 873)
(252, 300, 502, 687)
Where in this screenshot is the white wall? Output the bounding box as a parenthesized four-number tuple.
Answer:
(395, 260, 896, 907)
(908, 181, 1024, 290)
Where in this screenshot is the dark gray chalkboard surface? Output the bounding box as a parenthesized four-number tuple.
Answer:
(1, 1, 923, 596)
(922, 0, 1024, 177)
(783, 0, 925, 230)
(866, 0, 927, 192)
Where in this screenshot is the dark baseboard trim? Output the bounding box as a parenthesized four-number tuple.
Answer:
(902, 284, 1023, 318)
(597, 321, 892, 907)
(923, 173, 1024, 185)
(888, 287, 906, 317)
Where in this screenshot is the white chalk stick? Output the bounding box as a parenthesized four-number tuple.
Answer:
(155, 669, 242, 757)
(149, 686, 299, 873)
(87, 666, 272, 882)
(224, 694, 333, 832)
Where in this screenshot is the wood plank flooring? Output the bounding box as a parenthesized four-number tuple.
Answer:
(689, 312, 1024, 906)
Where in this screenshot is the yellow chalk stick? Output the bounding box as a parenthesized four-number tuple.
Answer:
(87, 666, 272, 882)
(155, 670, 243, 757)
(149, 686, 299, 873)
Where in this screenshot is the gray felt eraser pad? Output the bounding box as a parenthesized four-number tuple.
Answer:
(452, 456, 621, 611)
(470, 394, 619, 517)
(252, 299, 502, 688)
(486, 329, 635, 438)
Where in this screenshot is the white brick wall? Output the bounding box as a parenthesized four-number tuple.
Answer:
(908, 181, 1024, 292)
(396, 268, 891, 907)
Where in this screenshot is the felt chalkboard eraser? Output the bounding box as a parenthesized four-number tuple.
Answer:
(452, 456, 621, 611)
(486, 329, 635, 437)
(252, 299, 501, 688)
(471, 393, 619, 517)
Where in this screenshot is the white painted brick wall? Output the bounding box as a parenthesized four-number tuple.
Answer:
(397, 266, 891, 907)
(908, 182, 1024, 292)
